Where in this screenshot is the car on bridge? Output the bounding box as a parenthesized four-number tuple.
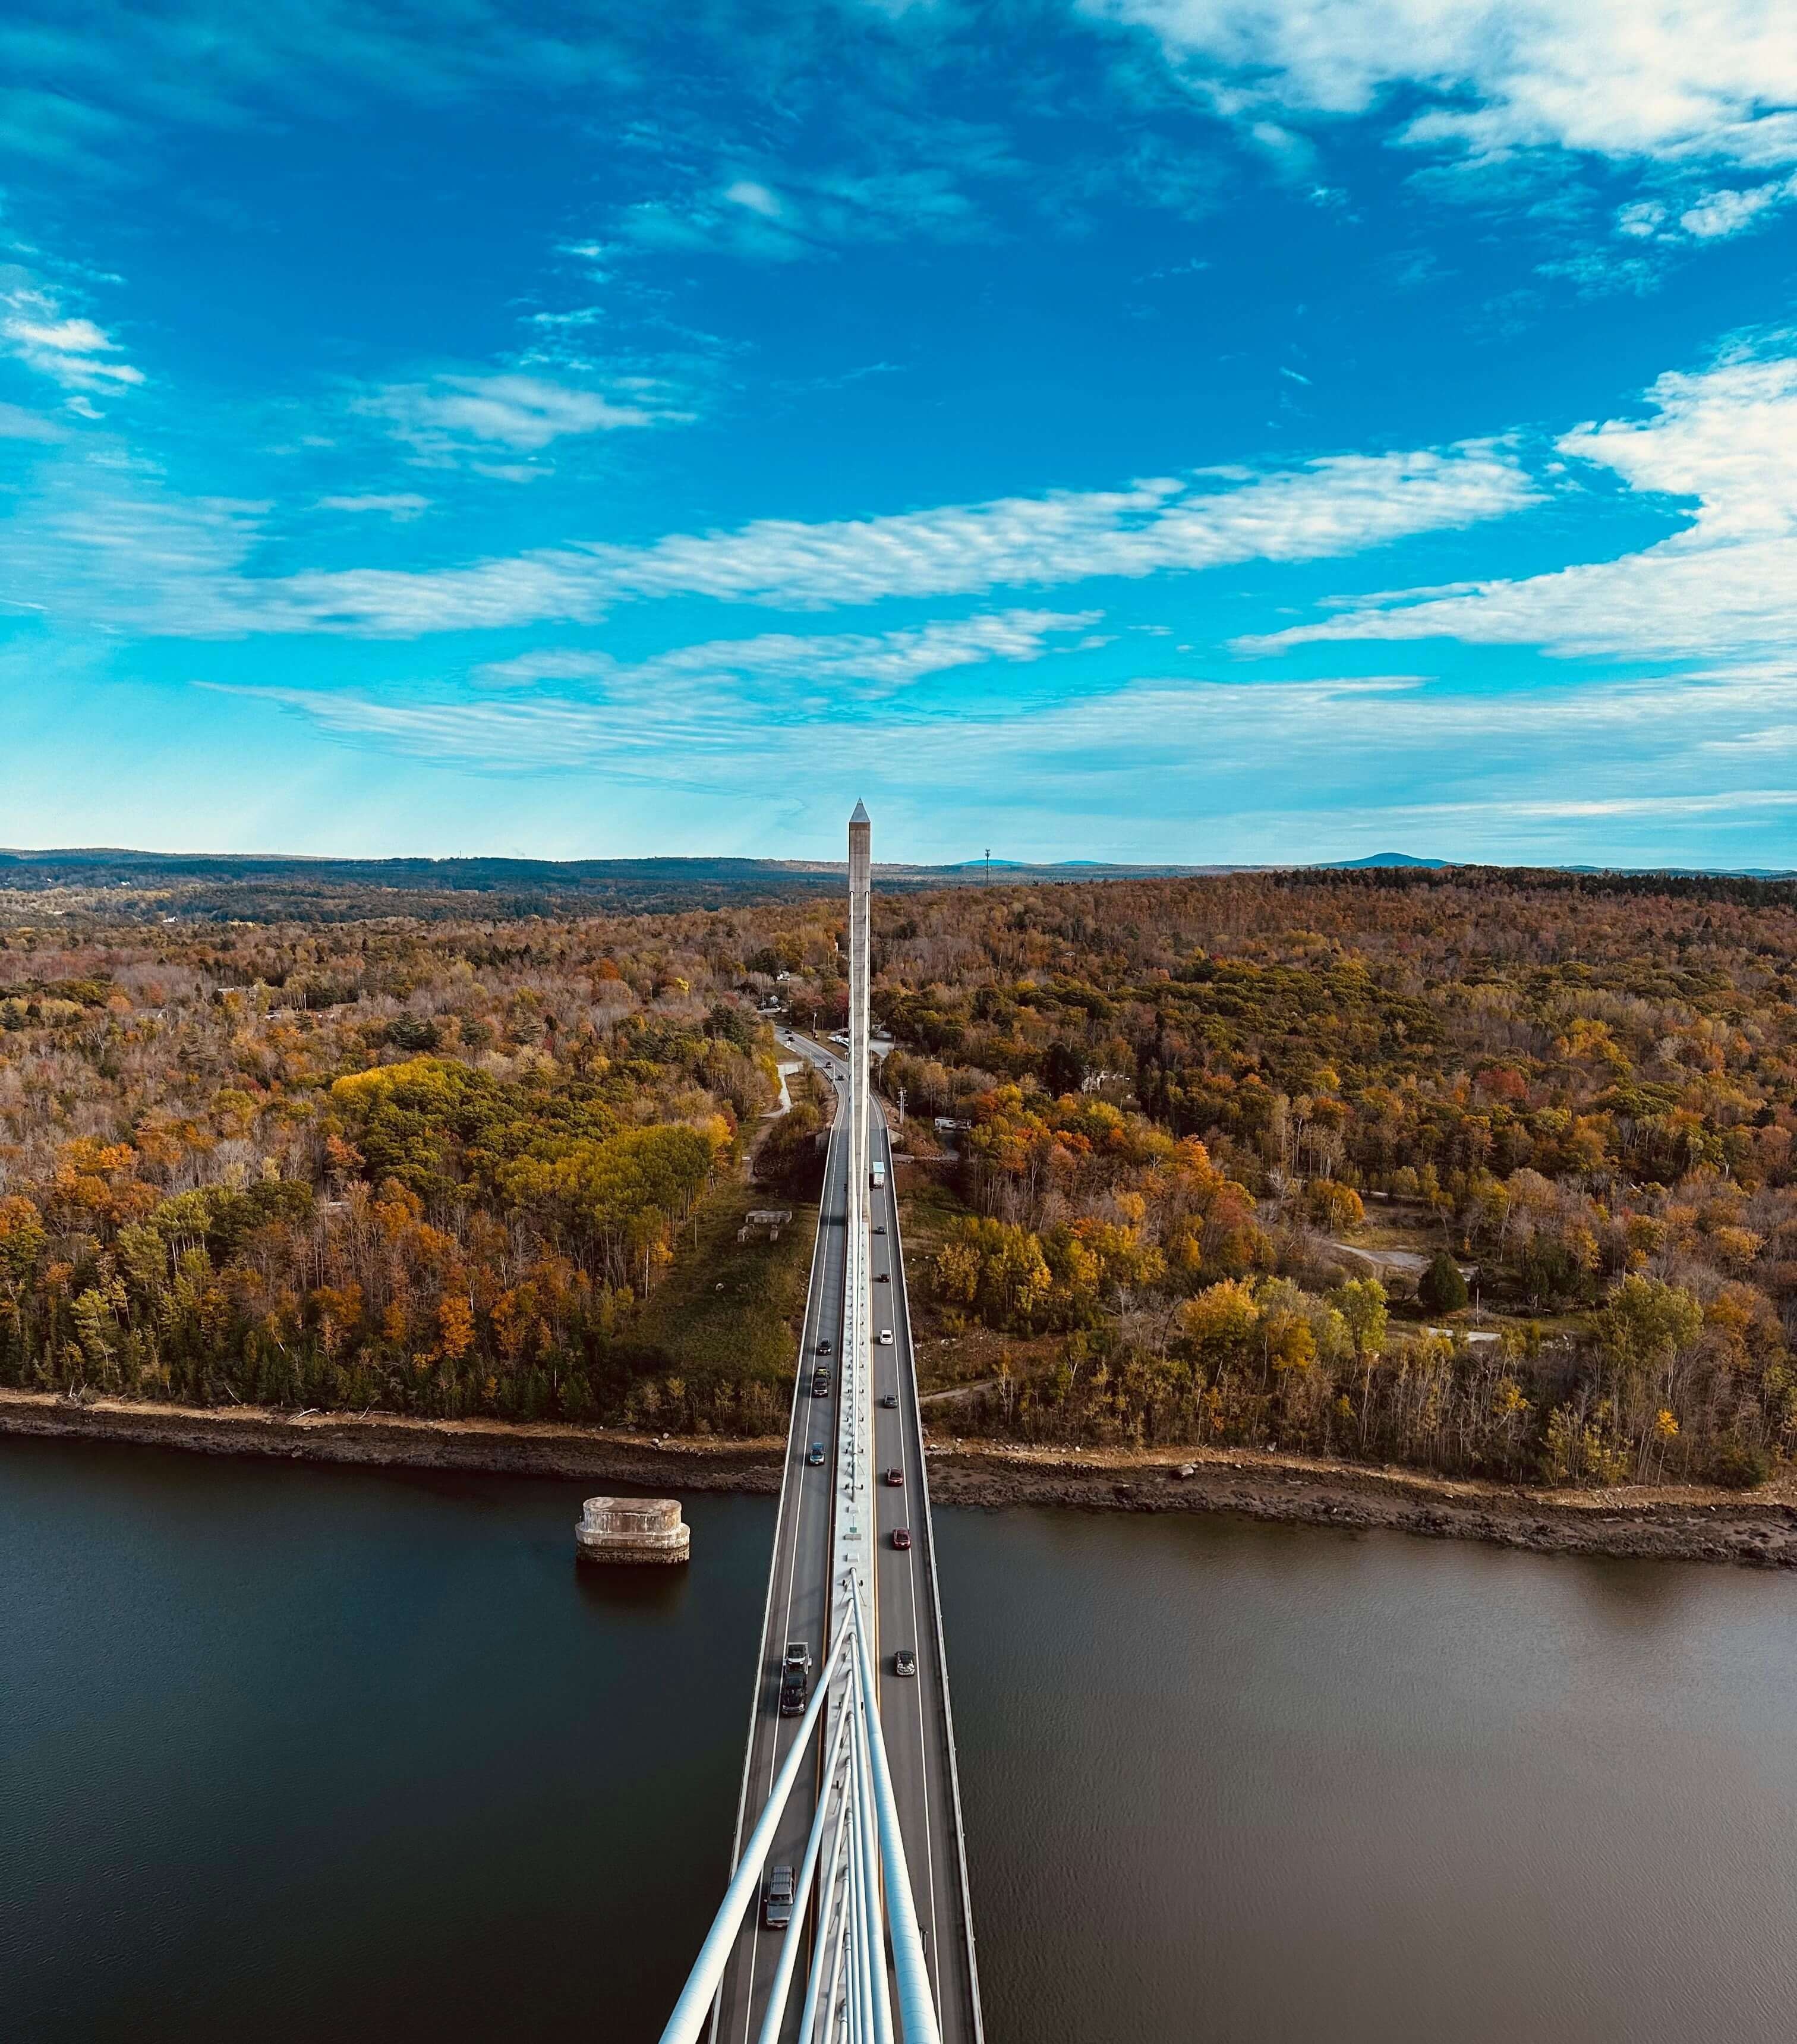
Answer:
(878, 1328, 893, 1344)
(883, 1466, 904, 1487)
(873, 1223, 885, 1235)
(806, 1442, 826, 1466)
(783, 1640, 811, 1671)
(893, 1649, 916, 1678)
(812, 1369, 831, 1396)
(891, 1527, 911, 1551)
(875, 1271, 890, 1282)
(779, 1665, 808, 1716)
(765, 1865, 795, 1929)
(879, 1393, 898, 1409)
(816, 1337, 833, 1354)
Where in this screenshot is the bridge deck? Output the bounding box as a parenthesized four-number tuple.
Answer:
(711, 1057, 850, 2044)
(710, 1035, 979, 2044)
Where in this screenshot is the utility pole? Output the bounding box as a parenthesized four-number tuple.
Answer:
(897, 1085, 906, 1131)
(984, 846, 990, 886)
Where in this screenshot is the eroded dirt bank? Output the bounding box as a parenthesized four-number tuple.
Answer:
(5, 1390, 1795, 1568)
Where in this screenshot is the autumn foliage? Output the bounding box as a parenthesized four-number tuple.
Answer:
(2, 860, 1795, 1486)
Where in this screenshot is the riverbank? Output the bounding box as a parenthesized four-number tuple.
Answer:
(4, 1388, 1793, 1567)
(0, 1389, 786, 1493)
(924, 1439, 1797, 1569)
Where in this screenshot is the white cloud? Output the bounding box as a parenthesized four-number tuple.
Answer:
(209, 442, 1534, 637)
(1616, 200, 1669, 238)
(358, 371, 666, 460)
(723, 179, 783, 219)
(474, 609, 1102, 698)
(1612, 173, 1797, 245)
(1243, 351, 1797, 662)
(1678, 172, 1797, 237)
(1, 273, 141, 392)
(209, 609, 1113, 783)
(318, 493, 431, 520)
(1084, 1, 1797, 171)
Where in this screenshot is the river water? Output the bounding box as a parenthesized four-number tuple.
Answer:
(4, 1437, 1794, 2043)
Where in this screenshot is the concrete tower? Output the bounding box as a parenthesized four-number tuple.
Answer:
(831, 800, 875, 1649)
(849, 799, 871, 1195)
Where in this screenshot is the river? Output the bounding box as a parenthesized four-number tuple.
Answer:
(4, 1437, 1793, 2043)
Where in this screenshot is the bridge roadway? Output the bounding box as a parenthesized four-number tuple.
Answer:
(711, 1032, 980, 2044)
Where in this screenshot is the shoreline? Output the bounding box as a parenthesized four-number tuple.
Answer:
(4, 1389, 1794, 1569)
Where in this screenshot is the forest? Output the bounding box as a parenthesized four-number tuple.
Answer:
(0, 892, 815, 1435)
(2, 862, 1794, 1490)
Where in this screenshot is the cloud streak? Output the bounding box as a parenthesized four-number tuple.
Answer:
(1242, 351, 1797, 662)
(475, 609, 1103, 699)
(1, 271, 141, 395)
(191, 443, 1534, 637)
(357, 372, 673, 462)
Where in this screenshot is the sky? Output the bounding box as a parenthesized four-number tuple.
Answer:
(2, 1, 1796, 868)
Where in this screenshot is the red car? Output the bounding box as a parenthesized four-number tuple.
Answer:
(891, 1527, 912, 1551)
(883, 1467, 904, 1488)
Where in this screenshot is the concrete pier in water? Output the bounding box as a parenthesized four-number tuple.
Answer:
(576, 1496, 691, 1564)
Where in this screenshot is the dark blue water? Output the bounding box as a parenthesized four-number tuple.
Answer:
(5, 1437, 1795, 2043)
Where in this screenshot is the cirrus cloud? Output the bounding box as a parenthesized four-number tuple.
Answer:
(355, 371, 673, 462)
(1240, 350, 1797, 664)
(474, 609, 1104, 700)
(1, 272, 142, 394)
(207, 442, 1535, 637)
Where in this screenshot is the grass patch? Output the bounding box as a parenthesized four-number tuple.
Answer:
(628, 1171, 819, 1387)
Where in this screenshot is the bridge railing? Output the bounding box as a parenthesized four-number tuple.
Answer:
(659, 1577, 943, 2044)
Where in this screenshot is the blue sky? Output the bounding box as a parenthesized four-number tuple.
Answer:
(2, 1, 1796, 866)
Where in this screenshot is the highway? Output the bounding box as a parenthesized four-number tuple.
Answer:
(711, 1032, 981, 2044)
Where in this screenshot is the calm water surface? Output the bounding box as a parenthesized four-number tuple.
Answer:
(4, 1437, 1794, 2043)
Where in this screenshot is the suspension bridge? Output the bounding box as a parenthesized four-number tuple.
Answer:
(658, 802, 982, 2044)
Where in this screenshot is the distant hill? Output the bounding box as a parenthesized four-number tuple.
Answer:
(2, 847, 1788, 922)
(0, 846, 1211, 920)
(1320, 852, 1449, 870)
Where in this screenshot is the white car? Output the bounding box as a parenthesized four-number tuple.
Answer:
(877, 1328, 893, 1346)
